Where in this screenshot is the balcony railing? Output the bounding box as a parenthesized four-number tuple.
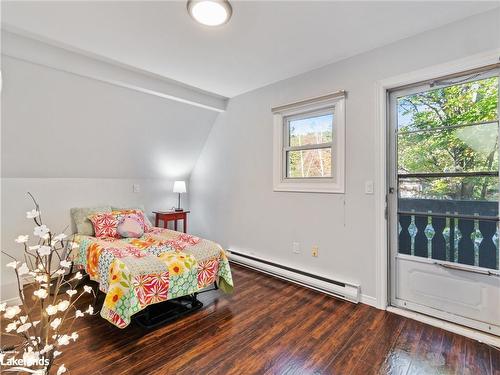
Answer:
(397, 198, 499, 271)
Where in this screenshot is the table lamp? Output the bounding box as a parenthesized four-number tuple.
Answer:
(173, 180, 186, 212)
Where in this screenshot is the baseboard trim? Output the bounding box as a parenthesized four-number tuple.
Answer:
(387, 306, 500, 348)
(228, 251, 370, 305)
(360, 294, 378, 308)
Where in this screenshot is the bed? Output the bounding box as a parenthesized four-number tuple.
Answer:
(73, 226, 233, 328)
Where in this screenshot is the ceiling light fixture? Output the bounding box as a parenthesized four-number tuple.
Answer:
(187, 0, 232, 27)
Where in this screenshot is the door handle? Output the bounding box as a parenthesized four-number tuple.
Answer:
(435, 262, 499, 277)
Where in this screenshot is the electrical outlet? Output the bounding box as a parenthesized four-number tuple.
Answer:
(292, 242, 300, 254)
(133, 184, 140, 193)
(312, 246, 319, 257)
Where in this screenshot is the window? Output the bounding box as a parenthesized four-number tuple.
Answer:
(286, 111, 333, 178)
(272, 92, 345, 193)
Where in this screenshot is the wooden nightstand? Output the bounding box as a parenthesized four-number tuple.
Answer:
(153, 210, 190, 233)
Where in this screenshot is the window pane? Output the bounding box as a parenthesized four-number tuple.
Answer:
(397, 76, 498, 132)
(287, 148, 332, 178)
(289, 113, 333, 147)
(399, 176, 498, 202)
(398, 122, 499, 174)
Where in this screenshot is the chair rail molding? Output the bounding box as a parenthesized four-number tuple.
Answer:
(1, 26, 228, 113)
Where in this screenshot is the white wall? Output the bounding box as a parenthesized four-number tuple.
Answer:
(1, 55, 218, 179)
(189, 9, 500, 303)
(0, 35, 211, 301)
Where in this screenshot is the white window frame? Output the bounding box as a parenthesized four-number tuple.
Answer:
(272, 92, 345, 193)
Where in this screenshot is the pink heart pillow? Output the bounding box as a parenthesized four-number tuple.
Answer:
(117, 214, 144, 238)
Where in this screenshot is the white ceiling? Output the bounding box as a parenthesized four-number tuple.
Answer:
(2, 1, 499, 98)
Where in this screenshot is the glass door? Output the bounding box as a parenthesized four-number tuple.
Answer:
(388, 67, 500, 334)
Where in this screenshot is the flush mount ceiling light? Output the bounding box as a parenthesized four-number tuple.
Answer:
(187, 0, 232, 27)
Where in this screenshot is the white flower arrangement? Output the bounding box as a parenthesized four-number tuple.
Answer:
(1, 194, 96, 374)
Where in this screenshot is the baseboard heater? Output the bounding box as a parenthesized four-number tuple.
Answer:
(228, 250, 360, 303)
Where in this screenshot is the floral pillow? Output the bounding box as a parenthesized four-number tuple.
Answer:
(117, 214, 144, 238)
(88, 213, 119, 238)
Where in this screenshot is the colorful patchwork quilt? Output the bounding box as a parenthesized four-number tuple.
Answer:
(74, 228, 233, 328)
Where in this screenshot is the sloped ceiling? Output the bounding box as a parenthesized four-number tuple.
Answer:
(2, 1, 499, 97)
(1, 53, 218, 179)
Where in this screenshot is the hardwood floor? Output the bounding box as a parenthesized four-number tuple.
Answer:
(2, 264, 499, 374)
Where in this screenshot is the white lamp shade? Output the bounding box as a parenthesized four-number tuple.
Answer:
(173, 180, 187, 193)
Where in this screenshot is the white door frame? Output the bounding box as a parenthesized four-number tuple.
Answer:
(374, 50, 500, 344)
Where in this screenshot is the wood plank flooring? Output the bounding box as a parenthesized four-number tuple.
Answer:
(2, 263, 498, 374)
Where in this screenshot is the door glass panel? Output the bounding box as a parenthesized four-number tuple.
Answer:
(399, 176, 499, 201)
(396, 75, 499, 270)
(397, 76, 498, 131)
(398, 122, 499, 174)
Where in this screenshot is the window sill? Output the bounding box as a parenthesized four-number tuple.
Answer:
(273, 180, 344, 194)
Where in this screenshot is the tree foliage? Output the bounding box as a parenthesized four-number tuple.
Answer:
(288, 124, 332, 178)
(398, 76, 498, 200)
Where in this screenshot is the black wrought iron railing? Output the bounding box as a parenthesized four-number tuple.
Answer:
(397, 199, 499, 271)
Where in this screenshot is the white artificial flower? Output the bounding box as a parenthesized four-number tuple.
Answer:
(5, 322, 18, 332)
(15, 235, 29, 243)
(23, 347, 40, 367)
(46, 305, 58, 316)
(57, 364, 67, 375)
(50, 318, 61, 330)
(57, 335, 70, 346)
(66, 289, 77, 297)
(53, 350, 62, 358)
(4, 305, 21, 319)
(32, 320, 40, 327)
(26, 209, 40, 219)
(73, 271, 83, 280)
(40, 344, 53, 354)
(37, 245, 52, 256)
(34, 224, 50, 238)
(29, 245, 40, 251)
(75, 310, 84, 318)
(6, 261, 19, 269)
(17, 322, 32, 333)
(55, 269, 66, 276)
(35, 275, 48, 283)
(33, 288, 48, 299)
(70, 332, 78, 341)
(60, 260, 72, 268)
(54, 233, 67, 242)
(20, 315, 28, 324)
(0, 302, 6, 312)
(17, 263, 30, 276)
(86, 305, 94, 315)
(57, 300, 70, 312)
(83, 285, 92, 294)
